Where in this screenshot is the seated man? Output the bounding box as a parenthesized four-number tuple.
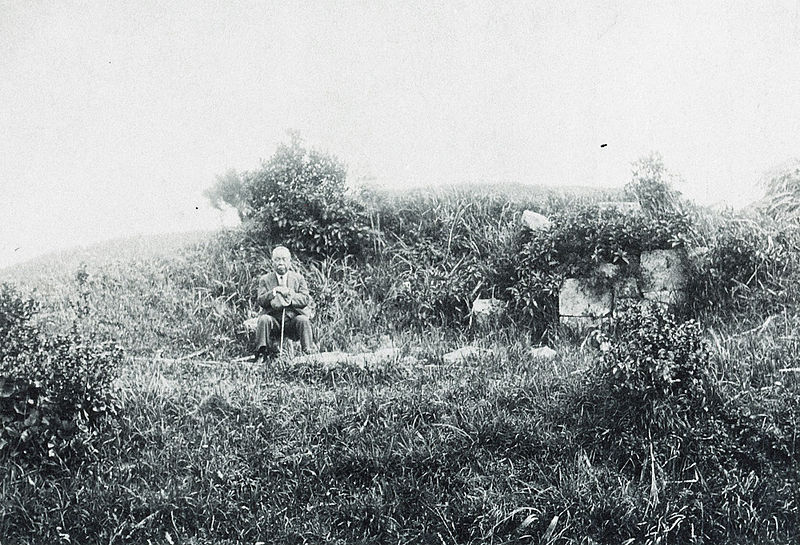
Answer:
(254, 245, 317, 361)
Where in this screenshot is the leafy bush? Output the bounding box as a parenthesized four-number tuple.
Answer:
(598, 302, 709, 415)
(243, 135, 374, 259)
(582, 303, 712, 477)
(570, 304, 713, 495)
(0, 283, 122, 464)
(566, 303, 800, 544)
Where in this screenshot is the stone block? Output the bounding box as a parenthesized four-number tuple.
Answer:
(640, 249, 689, 292)
(292, 347, 402, 368)
(559, 315, 610, 331)
(530, 346, 558, 360)
(471, 298, 506, 327)
(559, 278, 613, 318)
(521, 210, 551, 230)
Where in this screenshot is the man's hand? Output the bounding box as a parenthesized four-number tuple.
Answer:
(272, 286, 293, 297)
(271, 286, 294, 309)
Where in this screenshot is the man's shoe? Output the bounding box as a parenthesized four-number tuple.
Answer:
(253, 346, 267, 363)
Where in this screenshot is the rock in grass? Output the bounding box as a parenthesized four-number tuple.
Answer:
(292, 347, 402, 368)
(521, 210, 551, 230)
(640, 249, 689, 292)
(559, 278, 613, 318)
(529, 346, 558, 360)
(471, 298, 506, 328)
(442, 346, 493, 363)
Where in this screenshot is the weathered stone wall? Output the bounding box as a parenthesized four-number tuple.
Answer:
(559, 248, 689, 328)
(475, 209, 693, 330)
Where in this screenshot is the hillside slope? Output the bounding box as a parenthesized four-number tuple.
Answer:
(1, 189, 799, 544)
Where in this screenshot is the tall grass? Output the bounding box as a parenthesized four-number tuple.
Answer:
(3, 325, 796, 543)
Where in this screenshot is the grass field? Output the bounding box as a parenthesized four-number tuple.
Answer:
(1, 190, 799, 543)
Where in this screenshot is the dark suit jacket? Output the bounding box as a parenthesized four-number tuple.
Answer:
(257, 270, 313, 319)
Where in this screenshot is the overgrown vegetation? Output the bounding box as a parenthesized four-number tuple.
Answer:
(2, 142, 800, 543)
(0, 283, 122, 466)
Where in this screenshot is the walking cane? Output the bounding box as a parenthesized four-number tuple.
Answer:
(279, 307, 286, 357)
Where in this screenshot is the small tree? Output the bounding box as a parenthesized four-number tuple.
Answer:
(626, 152, 684, 218)
(204, 169, 249, 220)
(243, 134, 373, 259)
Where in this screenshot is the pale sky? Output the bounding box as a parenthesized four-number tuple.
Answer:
(2, 1, 800, 268)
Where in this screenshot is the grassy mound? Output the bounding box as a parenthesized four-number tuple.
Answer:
(1, 186, 799, 544)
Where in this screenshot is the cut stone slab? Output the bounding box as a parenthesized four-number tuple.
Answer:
(471, 298, 506, 327)
(442, 346, 493, 363)
(559, 278, 613, 318)
(640, 249, 688, 292)
(530, 346, 558, 360)
(560, 316, 610, 330)
(521, 210, 551, 231)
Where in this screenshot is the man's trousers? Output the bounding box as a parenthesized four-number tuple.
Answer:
(256, 313, 315, 353)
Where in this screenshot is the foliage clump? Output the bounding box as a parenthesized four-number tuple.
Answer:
(598, 302, 709, 419)
(206, 134, 375, 259)
(688, 216, 796, 312)
(582, 303, 713, 477)
(626, 151, 685, 219)
(0, 283, 122, 464)
(566, 302, 800, 544)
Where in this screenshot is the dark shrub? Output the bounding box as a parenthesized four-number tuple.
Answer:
(568, 302, 800, 544)
(244, 135, 374, 259)
(0, 283, 122, 464)
(598, 302, 710, 415)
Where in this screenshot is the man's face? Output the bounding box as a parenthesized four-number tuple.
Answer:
(272, 250, 291, 275)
